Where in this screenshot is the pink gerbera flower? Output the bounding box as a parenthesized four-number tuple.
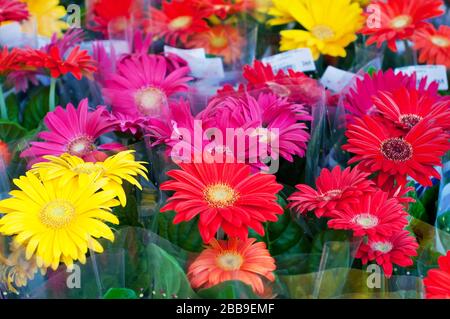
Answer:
(344, 69, 438, 121)
(0, 0, 29, 23)
(200, 93, 311, 163)
(356, 230, 419, 277)
(103, 54, 192, 120)
(21, 99, 121, 164)
(327, 190, 408, 238)
(288, 165, 375, 218)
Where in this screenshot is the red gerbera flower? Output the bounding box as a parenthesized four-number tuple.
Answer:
(242, 60, 326, 106)
(188, 237, 276, 295)
(343, 115, 450, 187)
(360, 0, 444, 51)
(355, 230, 419, 277)
(146, 0, 210, 46)
(91, 0, 135, 35)
(327, 190, 408, 238)
(25, 45, 97, 80)
(160, 162, 284, 243)
(414, 25, 450, 68)
(424, 250, 450, 299)
(373, 87, 450, 132)
(0, 0, 29, 23)
(288, 165, 375, 218)
(0, 47, 24, 75)
(195, 0, 251, 19)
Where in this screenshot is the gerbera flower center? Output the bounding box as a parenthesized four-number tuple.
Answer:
(266, 81, 291, 97)
(210, 35, 228, 49)
(399, 114, 422, 128)
(39, 200, 75, 229)
(311, 25, 335, 40)
(318, 189, 342, 201)
(352, 213, 379, 229)
(371, 241, 393, 253)
(216, 251, 243, 271)
(390, 15, 412, 29)
(380, 138, 413, 162)
(72, 162, 104, 175)
(431, 35, 449, 48)
(66, 136, 95, 157)
(204, 183, 238, 208)
(169, 16, 193, 31)
(134, 87, 168, 116)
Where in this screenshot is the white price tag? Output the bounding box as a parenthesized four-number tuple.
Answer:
(164, 45, 206, 60)
(320, 66, 357, 92)
(395, 65, 448, 91)
(164, 46, 224, 79)
(262, 48, 316, 73)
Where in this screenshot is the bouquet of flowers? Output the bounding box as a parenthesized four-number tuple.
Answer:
(0, 0, 449, 300)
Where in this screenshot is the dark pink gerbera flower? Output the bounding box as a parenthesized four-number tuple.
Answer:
(0, 0, 29, 23)
(103, 54, 192, 121)
(288, 165, 375, 218)
(21, 99, 121, 164)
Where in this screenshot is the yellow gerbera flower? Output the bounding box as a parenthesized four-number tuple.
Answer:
(0, 173, 120, 270)
(31, 150, 149, 207)
(279, 0, 364, 60)
(21, 0, 68, 37)
(267, 0, 301, 26)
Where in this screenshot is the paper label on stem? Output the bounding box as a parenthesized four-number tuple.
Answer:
(395, 65, 448, 91)
(320, 66, 357, 92)
(262, 48, 316, 73)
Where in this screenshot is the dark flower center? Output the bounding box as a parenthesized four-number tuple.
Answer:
(399, 114, 422, 129)
(380, 138, 413, 162)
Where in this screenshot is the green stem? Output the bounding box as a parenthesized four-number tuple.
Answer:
(49, 77, 57, 112)
(0, 83, 7, 120)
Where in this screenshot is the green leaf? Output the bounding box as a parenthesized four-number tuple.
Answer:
(197, 281, 259, 299)
(157, 211, 203, 253)
(146, 243, 196, 299)
(22, 87, 53, 130)
(5, 93, 19, 122)
(0, 120, 27, 142)
(103, 288, 138, 299)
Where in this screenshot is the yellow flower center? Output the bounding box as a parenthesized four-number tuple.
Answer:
(39, 200, 75, 229)
(169, 16, 193, 31)
(204, 183, 238, 208)
(352, 213, 379, 229)
(210, 35, 228, 49)
(134, 87, 168, 116)
(72, 162, 104, 175)
(216, 251, 243, 271)
(66, 136, 95, 157)
(390, 15, 412, 29)
(311, 25, 335, 40)
(431, 35, 449, 48)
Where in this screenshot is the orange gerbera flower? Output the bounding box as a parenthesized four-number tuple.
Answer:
(0, 140, 11, 168)
(414, 25, 450, 67)
(186, 24, 244, 64)
(360, 0, 444, 51)
(188, 238, 276, 295)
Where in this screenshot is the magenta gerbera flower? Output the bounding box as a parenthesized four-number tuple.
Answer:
(21, 99, 121, 164)
(103, 54, 192, 120)
(327, 190, 408, 239)
(356, 230, 419, 278)
(344, 69, 439, 121)
(200, 93, 312, 163)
